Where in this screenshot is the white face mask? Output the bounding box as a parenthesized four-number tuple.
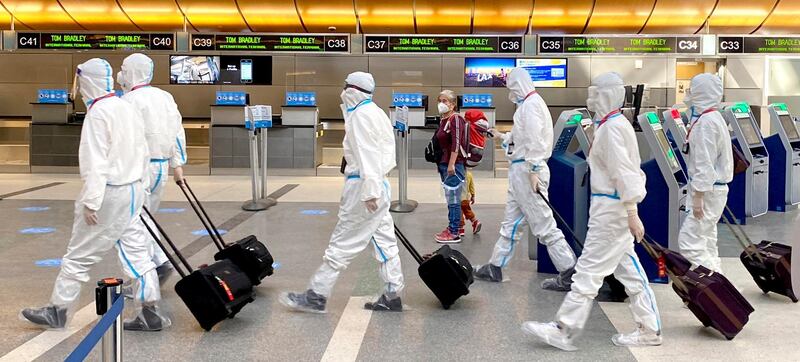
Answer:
(437, 102, 450, 115)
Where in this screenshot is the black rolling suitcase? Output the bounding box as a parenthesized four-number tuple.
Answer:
(178, 179, 274, 285)
(140, 207, 255, 331)
(721, 205, 796, 302)
(641, 236, 754, 340)
(394, 225, 473, 309)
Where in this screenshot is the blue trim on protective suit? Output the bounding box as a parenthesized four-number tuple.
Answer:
(129, 184, 135, 217)
(176, 138, 186, 164)
(346, 174, 360, 180)
(372, 237, 388, 263)
(591, 191, 620, 200)
(629, 255, 662, 331)
(347, 99, 372, 113)
(117, 240, 144, 301)
(151, 163, 163, 193)
(511, 159, 525, 164)
(500, 215, 525, 267)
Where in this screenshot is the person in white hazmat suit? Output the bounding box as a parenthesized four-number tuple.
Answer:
(21, 58, 169, 331)
(472, 67, 577, 291)
(279, 72, 405, 313)
(117, 53, 187, 286)
(677, 73, 733, 273)
(521, 72, 662, 350)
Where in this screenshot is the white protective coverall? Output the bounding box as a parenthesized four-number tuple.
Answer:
(677, 73, 733, 273)
(52, 59, 160, 311)
(486, 67, 576, 273)
(555, 72, 661, 334)
(118, 53, 187, 267)
(307, 71, 404, 298)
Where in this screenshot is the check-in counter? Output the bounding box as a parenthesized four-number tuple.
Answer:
(28, 102, 80, 173)
(183, 120, 210, 175)
(210, 109, 321, 176)
(0, 119, 31, 173)
(317, 120, 345, 176)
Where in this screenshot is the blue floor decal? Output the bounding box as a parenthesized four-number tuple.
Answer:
(35, 258, 62, 267)
(192, 229, 228, 237)
(300, 209, 328, 215)
(19, 206, 51, 212)
(20, 227, 56, 234)
(158, 208, 186, 214)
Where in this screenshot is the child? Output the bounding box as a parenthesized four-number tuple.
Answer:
(459, 109, 489, 236)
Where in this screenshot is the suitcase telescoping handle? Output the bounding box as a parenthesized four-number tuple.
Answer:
(177, 179, 228, 251)
(393, 225, 424, 265)
(140, 206, 194, 277)
(639, 234, 689, 293)
(536, 190, 584, 246)
(720, 205, 765, 263)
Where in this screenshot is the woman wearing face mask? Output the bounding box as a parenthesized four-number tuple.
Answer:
(433, 90, 468, 243)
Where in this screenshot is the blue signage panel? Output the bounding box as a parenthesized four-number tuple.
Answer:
(286, 92, 317, 106)
(215, 91, 248, 106)
(392, 93, 423, 107)
(462, 93, 494, 108)
(37, 89, 69, 104)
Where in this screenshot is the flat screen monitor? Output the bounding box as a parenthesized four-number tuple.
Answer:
(737, 118, 763, 146)
(515, 58, 567, 88)
(170, 55, 272, 85)
(778, 114, 800, 140)
(464, 58, 515, 87)
(655, 129, 680, 170)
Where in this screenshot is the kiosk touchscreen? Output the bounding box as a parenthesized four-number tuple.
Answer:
(723, 103, 770, 223)
(765, 103, 800, 211)
(531, 109, 592, 273)
(637, 112, 689, 282)
(662, 109, 689, 150)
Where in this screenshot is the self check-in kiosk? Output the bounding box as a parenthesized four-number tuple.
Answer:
(532, 109, 592, 274)
(765, 103, 800, 211)
(661, 108, 690, 176)
(638, 112, 690, 282)
(723, 102, 770, 223)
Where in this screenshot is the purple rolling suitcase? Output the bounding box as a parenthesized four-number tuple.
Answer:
(641, 236, 754, 340)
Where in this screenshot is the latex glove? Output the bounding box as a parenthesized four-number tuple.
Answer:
(626, 208, 644, 242)
(83, 206, 98, 225)
(692, 192, 705, 220)
(447, 164, 455, 176)
(470, 194, 476, 205)
(365, 198, 378, 213)
(529, 172, 541, 193)
(173, 166, 184, 184)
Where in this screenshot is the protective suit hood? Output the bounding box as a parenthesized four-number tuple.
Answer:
(76, 58, 114, 106)
(587, 72, 625, 119)
(687, 73, 722, 112)
(506, 67, 536, 103)
(342, 71, 374, 110)
(118, 53, 154, 93)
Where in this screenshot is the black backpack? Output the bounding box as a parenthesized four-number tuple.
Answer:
(425, 135, 443, 163)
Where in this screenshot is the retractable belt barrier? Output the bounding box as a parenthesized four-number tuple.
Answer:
(65, 278, 124, 362)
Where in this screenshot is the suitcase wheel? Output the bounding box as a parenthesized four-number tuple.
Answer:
(726, 335, 735, 341)
(442, 304, 451, 310)
(791, 296, 798, 303)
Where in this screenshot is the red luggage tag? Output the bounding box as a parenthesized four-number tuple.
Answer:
(215, 276, 235, 301)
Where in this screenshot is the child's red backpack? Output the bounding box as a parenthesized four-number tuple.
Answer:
(464, 110, 489, 168)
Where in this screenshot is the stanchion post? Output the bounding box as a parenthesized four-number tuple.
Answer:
(390, 109, 418, 213)
(242, 106, 270, 211)
(96, 278, 123, 362)
(258, 128, 277, 207)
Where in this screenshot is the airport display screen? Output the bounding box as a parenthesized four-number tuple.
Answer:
(779, 114, 800, 140)
(17, 32, 174, 50)
(464, 58, 515, 87)
(365, 35, 523, 54)
(515, 58, 567, 88)
(656, 130, 681, 170)
(538, 35, 701, 54)
(719, 36, 800, 54)
(738, 118, 763, 146)
(170, 55, 272, 85)
(190, 34, 349, 53)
